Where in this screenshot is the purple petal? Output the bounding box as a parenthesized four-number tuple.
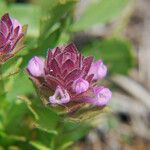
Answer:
(85, 86, 112, 106)
(88, 60, 107, 80)
(49, 86, 70, 104)
(27, 56, 45, 77)
(72, 78, 89, 94)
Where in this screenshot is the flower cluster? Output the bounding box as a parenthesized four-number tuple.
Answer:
(27, 43, 112, 109)
(0, 13, 26, 64)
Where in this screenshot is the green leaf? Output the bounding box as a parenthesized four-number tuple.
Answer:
(38, 0, 76, 50)
(30, 141, 50, 150)
(0, 146, 4, 150)
(81, 38, 135, 74)
(55, 121, 90, 150)
(0, 131, 35, 149)
(6, 72, 35, 100)
(32, 128, 55, 148)
(33, 104, 59, 135)
(2, 58, 22, 80)
(20, 96, 59, 135)
(4, 101, 32, 136)
(0, 131, 26, 146)
(72, 0, 129, 31)
(8, 146, 21, 150)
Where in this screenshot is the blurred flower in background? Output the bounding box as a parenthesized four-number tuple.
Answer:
(0, 13, 27, 64)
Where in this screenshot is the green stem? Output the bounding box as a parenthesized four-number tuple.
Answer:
(0, 65, 5, 97)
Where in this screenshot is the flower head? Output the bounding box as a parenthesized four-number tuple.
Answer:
(27, 43, 112, 112)
(0, 13, 27, 64)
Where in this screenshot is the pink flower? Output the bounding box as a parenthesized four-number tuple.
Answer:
(88, 60, 107, 80)
(0, 13, 26, 64)
(49, 86, 70, 104)
(72, 78, 89, 94)
(84, 86, 112, 106)
(27, 43, 112, 107)
(27, 56, 45, 77)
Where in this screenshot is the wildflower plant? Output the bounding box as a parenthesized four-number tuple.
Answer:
(25, 44, 112, 149)
(0, 0, 134, 149)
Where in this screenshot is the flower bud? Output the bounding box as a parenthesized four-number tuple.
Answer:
(95, 87, 112, 106)
(89, 60, 107, 80)
(86, 86, 112, 106)
(27, 56, 45, 77)
(72, 78, 89, 94)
